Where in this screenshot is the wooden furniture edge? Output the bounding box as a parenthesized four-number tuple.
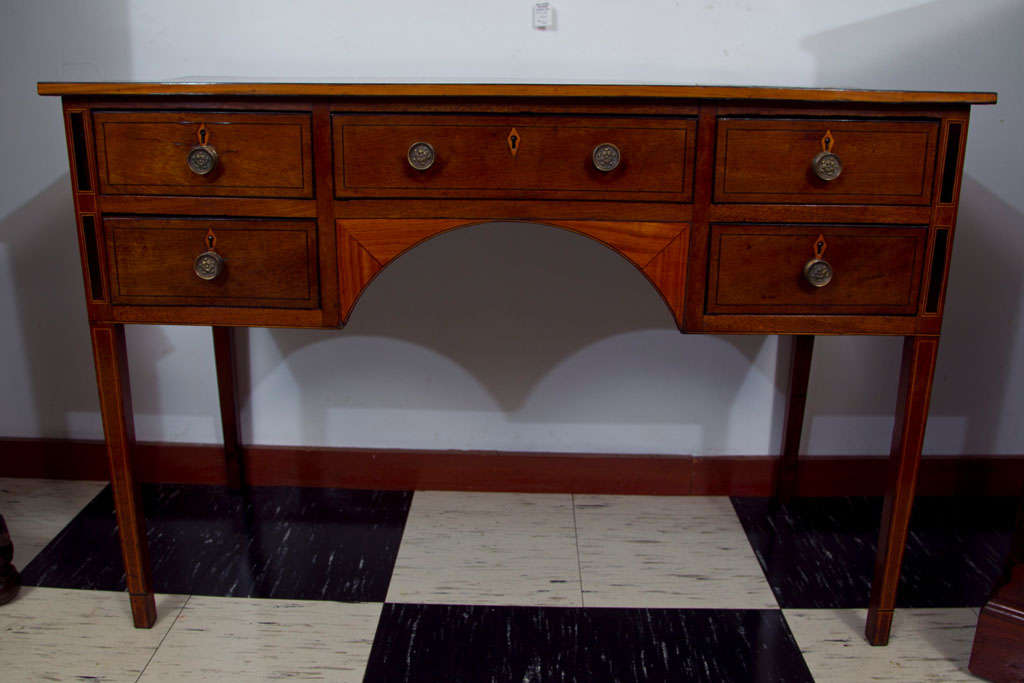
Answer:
(37, 81, 998, 105)
(970, 494, 1024, 681)
(2, 437, 1022, 496)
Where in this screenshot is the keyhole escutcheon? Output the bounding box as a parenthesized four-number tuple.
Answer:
(507, 128, 521, 157)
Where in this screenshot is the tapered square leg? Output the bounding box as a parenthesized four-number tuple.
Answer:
(213, 326, 244, 489)
(865, 335, 939, 645)
(777, 335, 814, 502)
(90, 323, 156, 628)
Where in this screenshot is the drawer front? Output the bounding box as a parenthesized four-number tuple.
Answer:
(335, 114, 695, 201)
(94, 111, 314, 197)
(714, 119, 939, 204)
(105, 218, 319, 308)
(707, 225, 926, 315)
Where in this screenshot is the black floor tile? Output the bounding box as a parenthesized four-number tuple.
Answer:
(732, 495, 1016, 609)
(365, 604, 813, 683)
(21, 483, 411, 602)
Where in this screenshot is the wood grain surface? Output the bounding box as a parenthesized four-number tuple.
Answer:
(715, 118, 938, 205)
(707, 225, 926, 315)
(104, 217, 319, 308)
(93, 111, 313, 198)
(335, 114, 695, 202)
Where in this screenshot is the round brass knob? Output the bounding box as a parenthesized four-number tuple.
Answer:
(187, 144, 218, 175)
(592, 143, 621, 172)
(803, 258, 833, 288)
(407, 142, 436, 171)
(812, 150, 842, 181)
(193, 250, 224, 281)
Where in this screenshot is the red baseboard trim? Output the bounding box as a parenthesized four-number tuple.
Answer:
(1, 438, 1022, 496)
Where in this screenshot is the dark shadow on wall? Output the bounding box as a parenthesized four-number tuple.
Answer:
(800, 0, 1022, 455)
(2, 177, 195, 438)
(1, 0, 212, 442)
(2, 178, 105, 437)
(932, 177, 1024, 454)
(802, 0, 1019, 92)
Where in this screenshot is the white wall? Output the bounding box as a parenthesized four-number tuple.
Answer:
(1, 0, 1021, 457)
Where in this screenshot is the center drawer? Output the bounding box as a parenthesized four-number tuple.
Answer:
(706, 224, 927, 315)
(333, 114, 696, 201)
(105, 218, 319, 308)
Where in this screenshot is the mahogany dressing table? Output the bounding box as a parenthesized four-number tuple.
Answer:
(37, 81, 996, 644)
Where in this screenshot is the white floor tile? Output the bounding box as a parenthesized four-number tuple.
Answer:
(386, 491, 581, 606)
(0, 586, 185, 682)
(784, 608, 984, 682)
(574, 495, 778, 608)
(139, 596, 382, 682)
(0, 477, 107, 569)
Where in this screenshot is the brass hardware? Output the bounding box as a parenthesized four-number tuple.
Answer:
(592, 143, 621, 172)
(407, 141, 436, 170)
(803, 259, 833, 287)
(187, 125, 218, 175)
(507, 128, 520, 157)
(812, 130, 841, 181)
(193, 250, 224, 281)
(803, 233, 832, 287)
(187, 146, 218, 175)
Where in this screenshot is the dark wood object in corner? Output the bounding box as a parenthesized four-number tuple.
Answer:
(39, 81, 994, 638)
(970, 494, 1024, 682)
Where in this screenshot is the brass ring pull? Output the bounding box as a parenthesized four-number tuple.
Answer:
(812, 130, 841, 181)
(187, 145, 218, 175)
(407, 141, 436, 171)
(592, 143, 621, 172)
(187, 124, 218, 175)
(193, 250, 224, 281)
(803, 259, 833, 287)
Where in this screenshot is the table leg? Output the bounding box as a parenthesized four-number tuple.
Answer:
(90, 323, 156, 628)
(213, 326, 244, 489)
(865, 335, 939, 645)
(777, 335, 814, 502)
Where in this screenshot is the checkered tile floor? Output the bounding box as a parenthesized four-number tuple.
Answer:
(0, 478, 1014, 681)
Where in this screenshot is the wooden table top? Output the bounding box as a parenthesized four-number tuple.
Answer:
(37, 81, 998, 105)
